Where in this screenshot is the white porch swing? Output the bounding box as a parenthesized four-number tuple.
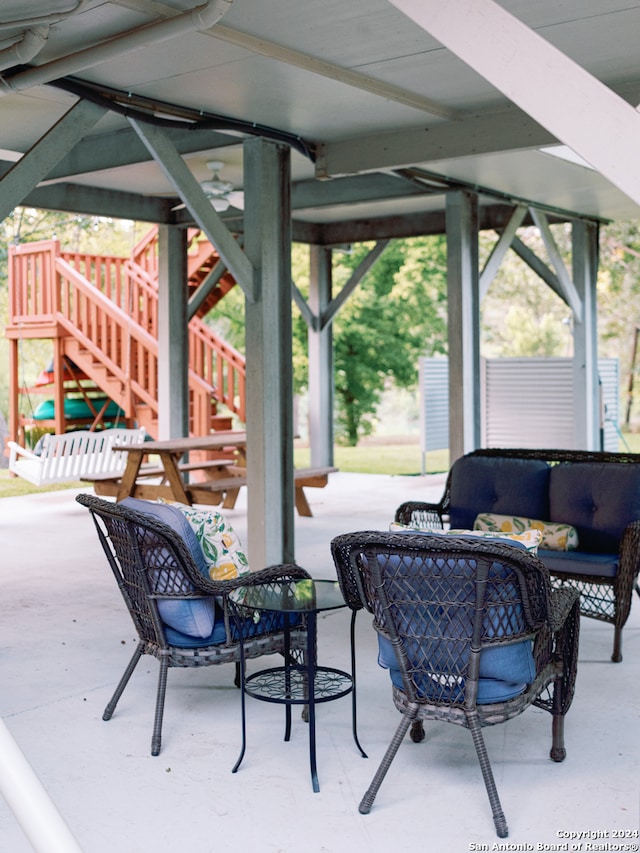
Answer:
(7, 426, 147, 487)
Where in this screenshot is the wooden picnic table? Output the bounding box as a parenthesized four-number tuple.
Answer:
(83, 430, 336, 516)
(87, 431, 247, 506)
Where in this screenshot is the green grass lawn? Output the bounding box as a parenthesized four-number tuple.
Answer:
(0, 471, 85, 499)
(294, 442, 448, 476)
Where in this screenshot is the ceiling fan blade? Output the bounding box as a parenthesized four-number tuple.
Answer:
(171, 195, 231, 213)
(210, 196, 230, 212)
(227, 190, 244, 210)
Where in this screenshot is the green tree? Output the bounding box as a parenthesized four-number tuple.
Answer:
(480, 226, 572, 358)
(324, 236, 448, 445)
(598, 221, 640, 426)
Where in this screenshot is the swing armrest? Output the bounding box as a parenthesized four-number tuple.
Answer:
(7, 441, 40, 464)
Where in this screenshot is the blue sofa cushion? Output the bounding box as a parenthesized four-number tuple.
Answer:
(377, 635, 535, 704)
(538, 548, 618, 578)
(549, 462, 640, 553)
(120, 497, 217, 639)
(449, 456, 550, 530)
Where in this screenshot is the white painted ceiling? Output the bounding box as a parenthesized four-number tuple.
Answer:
(2, 0, 640, 239)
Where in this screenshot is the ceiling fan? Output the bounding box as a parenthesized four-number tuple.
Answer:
(172, 160, 244, 212)
(201, 160, 245, 211)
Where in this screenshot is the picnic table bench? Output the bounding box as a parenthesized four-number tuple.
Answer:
(84, 465, 336, 517)
(80, 432, 336, 517)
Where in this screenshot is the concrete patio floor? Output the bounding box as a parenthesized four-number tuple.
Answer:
(1, 472, 639, 853)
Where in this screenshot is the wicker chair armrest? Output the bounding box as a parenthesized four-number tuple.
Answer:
(149, 564, 310, 599)
(190, 563, 311, 597)
(394, 500, 448, 529)
(619, 519, 640, 576)
(607, 520, 640, 633)
(79, 494, 311, 597)
(547, 586, 581, 634)
(215, 564, 312, 648)
(543, 586, 580, 716)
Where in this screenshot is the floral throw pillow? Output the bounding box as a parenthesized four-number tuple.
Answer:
(474, 513, 579, 551)
(174, 505, 250, 580)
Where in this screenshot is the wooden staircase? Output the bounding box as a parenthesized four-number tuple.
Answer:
(6, 228, 246, 445)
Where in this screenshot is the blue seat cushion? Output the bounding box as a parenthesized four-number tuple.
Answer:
(377, 635, 535, 705)
(120, 497, 217, 639)
(449, 456, 550, 531)
(538, 548, 618, 578)
(164, 608, 300, 648)
(164, 610, 228, 647)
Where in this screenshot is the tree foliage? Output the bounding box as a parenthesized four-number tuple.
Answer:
(293, 236, 448, 446)
(480, 225, 573, 358)
(598, 221, 640, 425)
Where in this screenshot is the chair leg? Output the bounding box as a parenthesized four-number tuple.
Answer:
(359, 711, 414, 815)
(550, 714, 566, 762)
(467, 714, 508, 838)
(410, 721, 425, 743)
(611, 626, 623, 663)
(151, 656, 169, 757)
(103, 641, 144, 722)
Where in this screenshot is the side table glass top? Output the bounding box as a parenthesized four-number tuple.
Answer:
(230, 578, 346, 614)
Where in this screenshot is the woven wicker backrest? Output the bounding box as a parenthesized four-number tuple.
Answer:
(79, 494, 202, 646)
(332, 531, 551, 705)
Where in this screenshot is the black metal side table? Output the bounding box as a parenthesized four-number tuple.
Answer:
(229, 578, 366, 792)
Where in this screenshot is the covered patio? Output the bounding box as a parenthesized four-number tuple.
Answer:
(4, 0, 640, 572)
(1, 475, 638, 852)
(2, 2, 640, 849)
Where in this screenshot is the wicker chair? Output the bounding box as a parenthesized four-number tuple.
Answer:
(330, 531, 580, 838)
(77, 494, 310, 756)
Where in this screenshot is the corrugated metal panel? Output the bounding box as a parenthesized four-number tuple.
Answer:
(421, 356, 620, 452)
(483, 357, 620, 451)
(419, 357, 449, 452)
(599, 358, 620, 451)
(483, 358, 575, 448)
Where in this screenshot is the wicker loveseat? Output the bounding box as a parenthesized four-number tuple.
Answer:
(395, 448, 640, 662)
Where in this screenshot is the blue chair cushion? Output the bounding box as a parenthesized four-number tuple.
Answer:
(164, 608, 229, 647)
(375, 531, 537, 704)
(163, 608, 300, 648)
(120, 499, 299, 647)
(377, 635, 535, 705)
(120, 497, 217, 639)
(449, 456, 550, 531)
